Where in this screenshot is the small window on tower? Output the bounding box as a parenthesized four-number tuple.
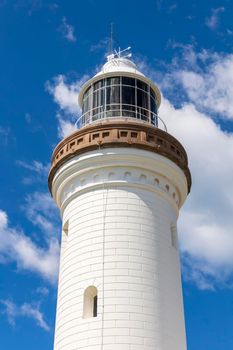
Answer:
(83, 286, 98, 318)
(93, 295, 97, 317)
(171, 224, 178, 249)
(62, 220, 69, 236)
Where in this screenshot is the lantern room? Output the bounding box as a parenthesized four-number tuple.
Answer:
(77, 53, 162, 129)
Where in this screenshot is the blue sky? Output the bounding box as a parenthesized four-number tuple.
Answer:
(0, 0, 233, 349)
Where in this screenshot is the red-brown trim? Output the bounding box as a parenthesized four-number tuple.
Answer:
(48, 120, 191, 193)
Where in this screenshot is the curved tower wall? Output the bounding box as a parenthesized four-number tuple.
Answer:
(50, 54, 191, 350)
(52, 146, 188, 350)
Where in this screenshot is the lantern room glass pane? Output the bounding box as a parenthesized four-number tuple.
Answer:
(122, 86, 135, 105)
(122, 104, 136, 118)
(84, 86, 91, 99)
(122, 77, 135, 86)
(150, 87, 156, 101)
(150, 96, 156, 113)
(100, 88, 105, 106)
(106, 77, 120, 85)
(137, 89, 148, 110)
(137, 80, 148, 92)
(94, 79, 104, 90)
(111, 85, 120, 103)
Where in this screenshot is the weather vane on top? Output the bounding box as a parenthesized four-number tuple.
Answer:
(107, 23, 132, 61)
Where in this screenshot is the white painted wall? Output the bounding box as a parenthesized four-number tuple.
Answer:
(52, 148, 188, 350)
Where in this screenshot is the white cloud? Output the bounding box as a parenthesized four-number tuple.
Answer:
(0, 125, 10, 145)
(0, 299, 50, 331)
(205, 7, 225, 30)
(56, 113, 77, 139)
(90, 37, 109, 52)
(159, 94, 233, 289)
(23, 192, 59, 234)
(0, 299, 17, 326)
(135, 47, 233, 289)
(155, 46, 233, 120)
(17, 160, 50, 184)
(16, 160, 50, 185)
(21, 303, 50, 331)
(46, 74, 89, 138)
(25, 112, 32, 123)
(17, 160, 49, 175)
(0, 208, 59, 283)
(46, 74, 86, 115)
(176, 53, 233, 119)
(35, 286, 49, 297)
(59, 17, 76, 42)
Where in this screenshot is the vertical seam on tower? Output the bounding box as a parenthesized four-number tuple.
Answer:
(100, 144, 108, 350)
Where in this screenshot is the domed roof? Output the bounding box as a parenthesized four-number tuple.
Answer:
(94, 56, 145, 77)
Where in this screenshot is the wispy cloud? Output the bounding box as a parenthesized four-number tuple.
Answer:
(46, 74, 89, 138)
(149, 48, 233, 290)
(15, 0, 43, 15)
(1, 157, 60, 282)
(129, 47, 233, 290)
(0, 299, 50, 331)
(90, 37, 109, 52)
(25, 113, 32, 124)
(22, 192, 59, 234)
(35, 286, 49, 297)
(46, 74, 86, 115)
(205, 7, 225, 30)
(14, 0, 58, 16)
(17, 160, 50, 184)
(59, 17, 76, 42)
(21, 303, 50, 331)
(0, 208, 59, 283)
(159, 97, 233, 289)
(0, 126, 10, 145)
(0, 299, 17, 326)
(162, 46, 233, 119)
(17, 160, 49, 174)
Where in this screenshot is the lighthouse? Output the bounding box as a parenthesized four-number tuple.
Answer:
(49, 50, 191, 350)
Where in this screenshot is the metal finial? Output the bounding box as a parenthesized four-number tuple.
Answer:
(114, 46, 131, 58)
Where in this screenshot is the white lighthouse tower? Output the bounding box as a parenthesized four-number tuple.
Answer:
(49, 50, 191, 350)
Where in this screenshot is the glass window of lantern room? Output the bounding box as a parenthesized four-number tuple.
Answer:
(106, 86, 111, 107)
(100, 88, 105, 117)
(122, 77, 135, 86)
(106, 77, 120, 85)
(110, 85, 120, 104)
(122, 86, 135, 105)
(137, 89, 149, 110)
(93, 79, 104, 91)
(92, 90, 100, 116)
(150, 87, 156, 102)
(137, 79, 148, 92)
(150, 95, 156, 113)
(122, 86, 136, 118)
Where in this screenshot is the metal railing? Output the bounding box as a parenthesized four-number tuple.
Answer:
(75, 104, 167, 132)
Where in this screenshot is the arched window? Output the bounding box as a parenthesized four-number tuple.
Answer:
(83, 286, 98, 318)
(62, 220, 69, 236)
(171, 224, 178, 249)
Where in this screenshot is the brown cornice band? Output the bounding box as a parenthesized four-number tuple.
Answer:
(48, 120, 191, 194)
